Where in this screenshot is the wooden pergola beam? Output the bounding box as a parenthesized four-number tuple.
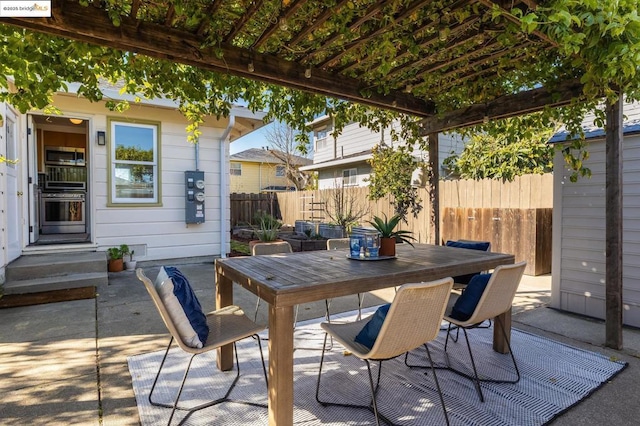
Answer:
(3, 2, 435, 117)
(419, 79, 585, 134)
(605, 96, 624, 350)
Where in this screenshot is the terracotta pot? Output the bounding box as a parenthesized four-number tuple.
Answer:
(108, 258, 123, 272)
(379, 237, 396, 257)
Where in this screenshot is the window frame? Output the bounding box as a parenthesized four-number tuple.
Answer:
(342, 168, 357, 186)
(108, 119, 161, 206)
(275, 165, 286, 177)
(315, 127, 328, 150)
(230, 162, 242, 176)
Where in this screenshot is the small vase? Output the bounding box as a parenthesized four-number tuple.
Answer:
(125, 260, 137, 271)
(379, 237, 396, 257)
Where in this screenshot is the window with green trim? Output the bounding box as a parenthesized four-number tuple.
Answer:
(110, 121, 159, 204)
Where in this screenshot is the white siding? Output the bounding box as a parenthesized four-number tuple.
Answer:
(317, 163, 372, 190)
(552, 134, 640, 327)
(311, 118, 465, 190)
(50, 96, 229, 262)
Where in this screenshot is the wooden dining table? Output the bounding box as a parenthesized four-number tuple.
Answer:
(215, 243, 515, 426)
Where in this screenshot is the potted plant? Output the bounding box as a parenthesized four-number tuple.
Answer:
(107, 246, 124, 272)
(368, 213, 415, 256)
(124, 249, 137, 271)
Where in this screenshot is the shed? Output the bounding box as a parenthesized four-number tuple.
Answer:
(551, 101, 640, 326)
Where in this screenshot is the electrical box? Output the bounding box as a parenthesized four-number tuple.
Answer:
(185, 170, 205, 224)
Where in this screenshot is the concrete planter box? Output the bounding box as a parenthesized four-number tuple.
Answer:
(318, 224, 345, 239)
(280, 235, 328, 252)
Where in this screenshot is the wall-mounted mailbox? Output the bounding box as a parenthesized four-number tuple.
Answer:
(185, 170, 205, 224)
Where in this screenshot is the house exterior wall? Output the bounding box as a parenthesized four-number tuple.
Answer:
(313, 120, 390, 164)
(552, 134, 640, 327)
(229, 161, 292, 193)
(1, 93, 240, 265)
(317, 162, 372, 189)
(310, 117, 465, 189)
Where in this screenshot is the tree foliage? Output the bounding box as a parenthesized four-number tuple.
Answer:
(443, 114, 558, 181)
(1, 1, 640, 215)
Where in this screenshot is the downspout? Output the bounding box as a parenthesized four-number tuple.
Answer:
(219, 115, 235, 258)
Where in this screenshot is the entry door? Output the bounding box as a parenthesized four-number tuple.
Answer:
(5, 109, 21, 262)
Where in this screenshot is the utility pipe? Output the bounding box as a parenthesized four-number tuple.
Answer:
(219, 115, 235, 258)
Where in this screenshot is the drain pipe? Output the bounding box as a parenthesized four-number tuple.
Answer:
(219, 115, 235, 258)
(195, 137, 200, 170)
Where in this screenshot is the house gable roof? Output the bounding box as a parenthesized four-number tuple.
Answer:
(230, 148, 312, 166)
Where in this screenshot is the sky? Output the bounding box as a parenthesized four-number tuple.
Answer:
(230, 122, 274, 155)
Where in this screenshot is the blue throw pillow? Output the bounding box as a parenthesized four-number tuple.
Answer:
(354, 304, 391, 349)
(164, 266, 209, 346)
(450, 273, 492, 321)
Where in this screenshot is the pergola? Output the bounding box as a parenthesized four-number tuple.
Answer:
(4, 1, 623, 349)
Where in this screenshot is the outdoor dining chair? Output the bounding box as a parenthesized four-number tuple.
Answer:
(136, 268, 268, 425)
(316, 278, 453, 426)
(326, 237, 365, 320)
(441, 261, 527, 402)
(251, 241, 293, 322)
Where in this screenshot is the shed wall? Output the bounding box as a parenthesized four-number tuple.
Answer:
(552, 134, 640, 326)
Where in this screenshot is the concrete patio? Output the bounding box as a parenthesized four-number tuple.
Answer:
(1, 259, 639, 425)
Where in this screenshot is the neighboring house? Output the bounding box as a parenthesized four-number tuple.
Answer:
(229, 148, 312, 193)
(300, 115, 466, 189)
(0, 83, 266, 276)
(551, 101, 640, 327)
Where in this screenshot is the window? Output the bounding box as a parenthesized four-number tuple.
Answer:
(230, 162, 242, 176)
(316, 128, 327, 150)
(342, 168, 357, 186)
(275, 165, 285, 177)
(110, 121, 159, 204)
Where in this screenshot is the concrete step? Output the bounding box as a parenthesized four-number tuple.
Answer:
(3, 272, 108, 295)
(1, 252, 108, 307)
(6, 252, 107, 281)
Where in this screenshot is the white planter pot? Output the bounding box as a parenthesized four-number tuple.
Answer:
(125, 260, 137, 271)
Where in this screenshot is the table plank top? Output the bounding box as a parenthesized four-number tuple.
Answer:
(215, 243, 515, 307)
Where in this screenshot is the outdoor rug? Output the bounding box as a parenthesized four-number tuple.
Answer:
(128, 308, 627, 425)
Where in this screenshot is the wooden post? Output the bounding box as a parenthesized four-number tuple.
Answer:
(428, 132, 440, 245)
(605, 96, 623, 350)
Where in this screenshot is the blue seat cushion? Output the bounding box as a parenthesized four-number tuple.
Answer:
(445, 240, 490, 251)
(354, 303, 391, 349)
(446, 240, 490, 284)
(450, 273, 492, 321)
(160, 266, 209, 347)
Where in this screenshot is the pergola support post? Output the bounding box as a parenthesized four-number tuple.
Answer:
(605, 95, 624, 350)
(428, 132, 440, 245)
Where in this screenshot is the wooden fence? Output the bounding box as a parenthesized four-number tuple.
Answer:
(232, 174, 553, 274)
(229, 192, 281, 226)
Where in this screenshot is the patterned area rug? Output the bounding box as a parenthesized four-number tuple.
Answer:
(128, 309, 627, 425)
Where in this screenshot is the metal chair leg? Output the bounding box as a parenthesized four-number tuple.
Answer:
(316, 335, 395, 425)
(424, 344, 450, 426)
(150, 336, 267, 426)
(441, 316, 520, 403)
